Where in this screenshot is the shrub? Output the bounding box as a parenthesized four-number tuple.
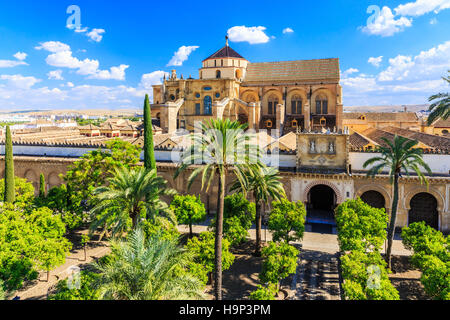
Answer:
(268, 199, 306, 244)
(340, 251, 400, 300)
(401, 222, 449, 300)
(186, 232, 235, 285)
(48, 271, 100, 300)
(249, 284, 277, 300)
(260, 242, 299, 291)
(335, 198, 388, 252)
(170, 195, 206, 237)
(210, 193, 256, 246)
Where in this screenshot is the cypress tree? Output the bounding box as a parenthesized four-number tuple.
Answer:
(4, 126, 15, 203)
(39, 173, 46, 198)
(144, 94, 156, 171)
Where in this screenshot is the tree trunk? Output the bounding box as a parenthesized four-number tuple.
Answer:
(214, 170, 226, 301)
(386, 173, 399, 270)
(189, 221, 193, 239)
(131, 210, 140, 229)
(84, 244, 87, 261)
(255, 200, 262, 256)
(47, 270, 50, 282)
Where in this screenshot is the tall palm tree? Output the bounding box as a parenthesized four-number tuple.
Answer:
(90, 167, 176, 237)
(94, 228, 205, 300)
(427, 70, 449, 125)
(174, 119, 262, 300)
(363, 135, 431, 269)
(230, 165, 286, 256)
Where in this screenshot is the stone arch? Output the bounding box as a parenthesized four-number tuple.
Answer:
(48, 172, 61, 189)
(240, 90, 259, 103)
(286, 89, 308, 114)
(361, 191, 386, 210)
(311, 88, 335, 114)
(408, 192, 439, 230)
(24, 169, 39, 191)
(303, 180, 343, 204)
(404, 187, 444, 212)
(262, 90, 283, 115)
(356, 184, 391, 208)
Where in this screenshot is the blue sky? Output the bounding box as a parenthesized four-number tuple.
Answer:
(0, 0, 449, 111)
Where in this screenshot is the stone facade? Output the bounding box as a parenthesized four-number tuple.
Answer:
(2, 155, 449, 233)
(151, 41, 343, 135)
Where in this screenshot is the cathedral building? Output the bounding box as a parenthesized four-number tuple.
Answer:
(151, 38, 343, 135)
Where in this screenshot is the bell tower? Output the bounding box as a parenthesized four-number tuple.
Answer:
(199, 37, 248, 81)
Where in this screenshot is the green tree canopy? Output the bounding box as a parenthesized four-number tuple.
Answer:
(170, 194, 206, 238)
(260, 242, 299, 291)
(268, 199, 306, 244)
(0, 177, 35, 207)
(335, 198, 389, 252)
(0, 204, 71, 291)
(185, 232, 235, 285)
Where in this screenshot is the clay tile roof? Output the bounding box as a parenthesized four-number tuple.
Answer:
(349, 132, 371, 149)
(203, 45, 244, 61)
(243, 58, 340, 83)
(79, 124, 100, 130)
(432, 118, 450, 128)
(382, 126, 450, 150)
(343, 112, 418, 122)
(361, 128, 401, 147)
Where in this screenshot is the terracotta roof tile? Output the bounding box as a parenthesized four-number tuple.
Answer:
(243, 58, 340, 83)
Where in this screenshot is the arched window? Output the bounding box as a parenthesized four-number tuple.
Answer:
(204, 96, 212, 115)
(216, 70, 221, 79)
(316, 94, 328, 114)
(236, 69, 242, 79)
(268, 95, 278, 115)
(291, 95, 302, 114)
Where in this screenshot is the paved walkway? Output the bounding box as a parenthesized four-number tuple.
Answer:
(13, 242, 110, 300)
(178, 224, 413, 256)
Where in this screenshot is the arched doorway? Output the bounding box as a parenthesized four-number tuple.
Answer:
(361, 191, 386, 210)
(306, 185, 337, 233)
(409, 193, 439, 230)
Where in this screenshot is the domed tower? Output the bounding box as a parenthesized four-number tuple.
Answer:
(199, 37, 248, 81)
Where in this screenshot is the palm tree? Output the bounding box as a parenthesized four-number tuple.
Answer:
(174, 119, 262, 300)
(231, 165, 286, 256)
(427, 70, 449, 125)
(363, 135, 431, 269)
(94, 228, 205, 300)
(90, 166, 176, 237)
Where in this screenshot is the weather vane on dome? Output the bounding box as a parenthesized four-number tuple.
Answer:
(225, 35, 229, 46)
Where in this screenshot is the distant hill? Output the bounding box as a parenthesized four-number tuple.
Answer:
(344, 104, 429, 113)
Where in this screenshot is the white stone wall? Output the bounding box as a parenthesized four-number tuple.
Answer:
(349, 152, 450, 175)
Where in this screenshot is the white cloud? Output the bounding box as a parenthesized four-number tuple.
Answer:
(342, 68, 359, 77)
(0, 60, 27, 68)
(361, 6, 412, 37)
(282, 27, 294, 34)
(395, 0, 450, 17)
(0, 52, 29, 68)
(0, 74, 41, 89)
(140, 71, 169, 90)
(13, 52, 27, 61)
(167, 46, 199, 67)
(227, 26, 270, 44)
(89, 64, 129, 81)
(430, 17, 438, 24)
(47, 70, 64, 80)
(67, 82, 74, 88)
(36, 41, 71, 53)
(368, 56, 384, 67)
(86, 29, 106, 42)
(342, 40, 450, 106)
(36, 41, 128, 80)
